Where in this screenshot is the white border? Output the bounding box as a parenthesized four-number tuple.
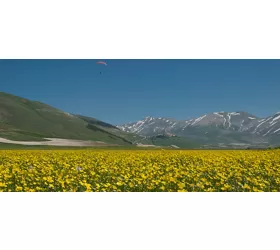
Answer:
(1, 0, 280, 59)
(1, 1, 280, 250)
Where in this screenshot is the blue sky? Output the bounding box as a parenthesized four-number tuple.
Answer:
(0, 59, 280, 125)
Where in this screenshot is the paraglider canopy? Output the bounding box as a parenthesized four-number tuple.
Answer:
(96, 61, 107, 74)
(96, 61, 107, 66)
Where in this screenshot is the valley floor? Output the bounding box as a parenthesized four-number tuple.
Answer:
(0, 137, 116, 147)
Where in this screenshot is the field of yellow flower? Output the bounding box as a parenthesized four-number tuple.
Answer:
(0, 149, 279, 192)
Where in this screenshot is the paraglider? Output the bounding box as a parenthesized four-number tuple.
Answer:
(96, 61, 107, 66)
(96, 61, 107, 74)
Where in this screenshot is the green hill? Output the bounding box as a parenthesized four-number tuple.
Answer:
(0, 92, 132, 145)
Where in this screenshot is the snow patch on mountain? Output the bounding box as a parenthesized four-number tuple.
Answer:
(263, 127, 275, 137)
(273, 128, 280, 134)
(192, 115, 206, 125)
(239, 120, 244, 131)
(214, 112, 223, 117)
(227, 113, 231, 128)
(230, 112, 240, 116)
(270, 114, 280, 123)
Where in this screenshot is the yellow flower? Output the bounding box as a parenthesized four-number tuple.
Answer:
(16, 186, 23, 192)
(177, 182, 185, 190)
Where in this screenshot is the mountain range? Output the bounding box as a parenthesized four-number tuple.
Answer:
(118, 111, 280, 148)
(0, 91, 279, 149)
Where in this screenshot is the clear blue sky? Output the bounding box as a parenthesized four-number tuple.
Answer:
(0, 59, 280, 125)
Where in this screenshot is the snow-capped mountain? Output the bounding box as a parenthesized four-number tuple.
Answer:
(118, 116, 178, 136)
(118, 111, 261, 134)
(250, 112, 280, 136)
(117, 111, 280, 146)
(179, 111, 260, 132)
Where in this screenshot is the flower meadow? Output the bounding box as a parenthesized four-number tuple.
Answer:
(0, 149, 280, 192)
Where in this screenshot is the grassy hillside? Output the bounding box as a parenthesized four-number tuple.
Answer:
(0, 92, 131, 145)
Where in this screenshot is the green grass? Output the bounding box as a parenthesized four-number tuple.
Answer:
(0, 131, 48, 141)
